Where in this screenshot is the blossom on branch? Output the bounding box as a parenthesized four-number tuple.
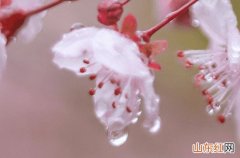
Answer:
(52, 0, 167, 146)
(178, 0, 240, 123)
(0, 0, 76, 74)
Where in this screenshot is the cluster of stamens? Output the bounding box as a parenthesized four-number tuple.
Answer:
(79, 59, 136, 114)
(178, 49, 240, 123)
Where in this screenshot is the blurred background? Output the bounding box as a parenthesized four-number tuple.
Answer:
(0, 0, 239, 157)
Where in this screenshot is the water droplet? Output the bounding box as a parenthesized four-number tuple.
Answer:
(155, 97, 160, 104)
(192, 19, 200, 27)
(107, 129, 128, 146)
(213, 102, 221, 111)
(135, 90, 140, 95)
(131, 117, 138, 124)
(94, 102, 107, 118)
(137, 111, 142, 116)
(225, 112, 232, 117)
(70, 23, 85, 31)
(145, 117, 161, 134)
(205, 74, 213, 82)
(206, 105, 214, 115)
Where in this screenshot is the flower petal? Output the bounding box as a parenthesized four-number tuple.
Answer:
(192, 0, 237, 46)
(121, 14, 138, 41)
(0, 34, 7, 75)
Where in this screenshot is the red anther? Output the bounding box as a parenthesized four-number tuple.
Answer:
(177, 51, 184, 58)
(185, 60, 193, 68)
(207, 95, 213, 105)
(89, 88, 96, 96)
(97, 0, 124, 26)
(98, 82, 104, 89)
(217, 115, 225, 124)
(126, 106, 132, 113)
(198, 65, 205, 70)
(80, 67, 86, 73)
(110, 79, 116, 84)
(148, 61, 161, 71)
(194, 74, 204, 86)
(202, 89, 208, 96)
(83, 59, 90, 64)
(214, 74, 220, 80)
(112, 102, 116, 109)
(114, 87, 122, 95)
(89, 75, 96, 80)
(222, 80, 227, 87)
(211, 63, 217, 68)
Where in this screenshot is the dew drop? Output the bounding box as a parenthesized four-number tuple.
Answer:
(192, 19, 200, 27)
(107, 129, 128, 146)
(131, 117, 138, 124)
(225, 112, 232, 117)
(137, 111, 142, 116)
(149, 118, 161, 133)
(70, 23, 85, 31)
(213, 102, 221, 111)
(155, 97, 160, 104)
(205, 74, 213, 82)
(145, 117, 161, 134)
(206, 105, 214, 115)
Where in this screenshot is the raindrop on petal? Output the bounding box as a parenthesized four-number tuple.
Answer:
(206, 105, 214, 115)
(131, 117, 138, 124)
(145, 117, 161, 134)
(192, 19, 200, 27)
(107, 128, 128, 146)
(137, 111, 142, 116)
(70, 23, 85, 31)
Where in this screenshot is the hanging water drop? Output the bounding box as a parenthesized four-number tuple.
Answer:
(131, 117, 138, 124)
(205, 74, 213, 83)
(70, 23, 85, 31)
(137, 111, 142, 116)
(107, 128, 128, 146)
(146, 117, 161, 134)
(192, 19, 200, 27)
(213, 102, 221, 111)
(206, 105, 214, 115)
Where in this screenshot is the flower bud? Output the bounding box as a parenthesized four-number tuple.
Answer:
(97, 0, 123, 26)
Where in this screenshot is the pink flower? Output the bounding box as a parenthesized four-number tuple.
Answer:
(52, 14, 166, 146)
(155, 0, 192, 26)
(0, 0, 77, 73)
(0, 0, 48, 73)
(8, 0, 48, 42)
(178, 0, 240, 123)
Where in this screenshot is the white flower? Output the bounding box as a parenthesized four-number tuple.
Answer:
(0, 0, 48, 73)
(179, 0, 240, 123)
(52, 27, 161, 146)
(4, 0, 48, 42)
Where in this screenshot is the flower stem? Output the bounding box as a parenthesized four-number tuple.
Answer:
(121, 0, 130, 6)
(142, 0, 198, 42)
(25, 0, 76, 17)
